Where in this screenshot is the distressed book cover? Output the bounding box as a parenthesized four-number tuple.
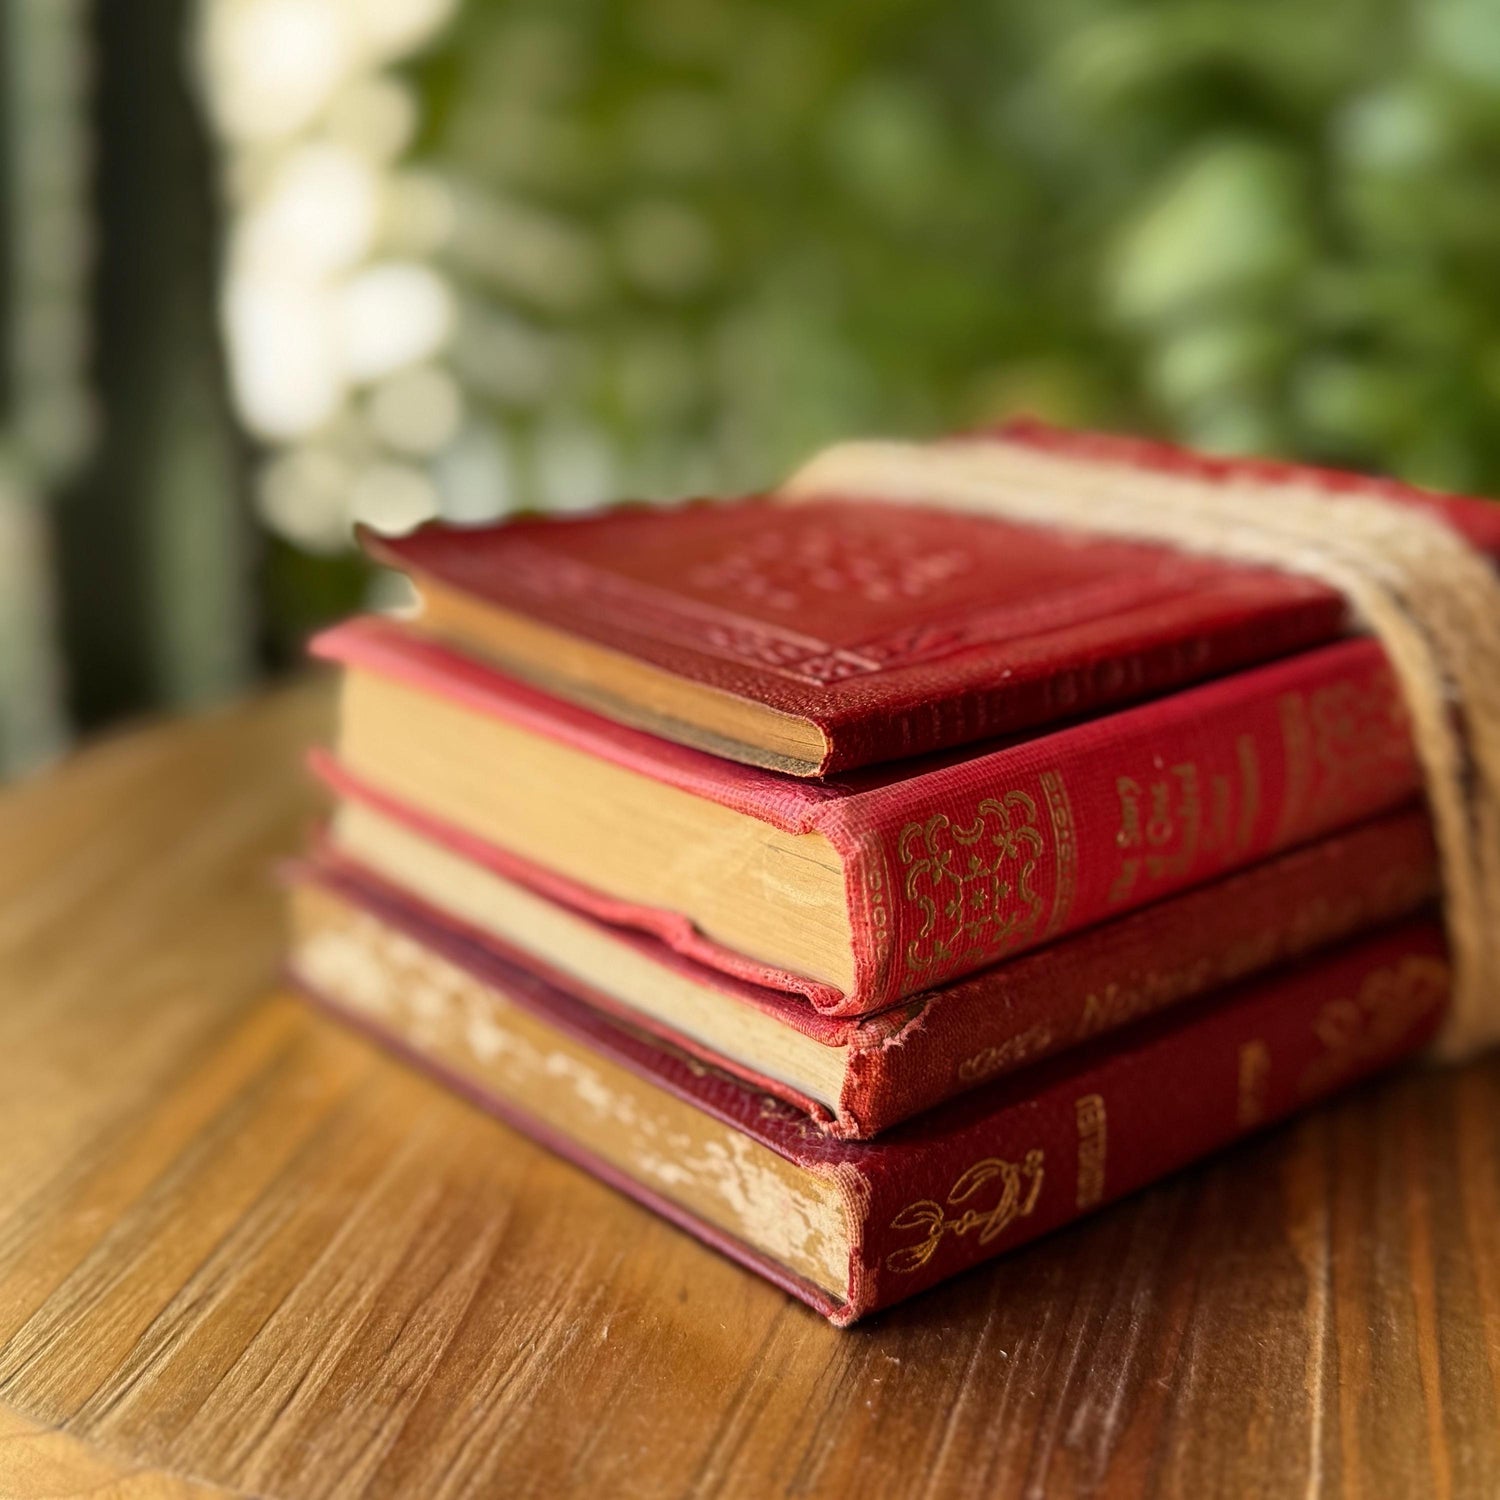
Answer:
(307, 796, 1439, 1138)
(287, 877, 1449, 1326)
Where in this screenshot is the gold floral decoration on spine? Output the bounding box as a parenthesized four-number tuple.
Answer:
(897, 790, 1049, 984)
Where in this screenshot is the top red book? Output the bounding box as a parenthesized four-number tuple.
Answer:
(364, 422, 1500, 775)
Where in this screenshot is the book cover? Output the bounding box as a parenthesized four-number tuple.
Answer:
(308, 790, 1440, 1137)
(287, 878, 1450, 1326)
(314, 619, 1431, 1012)
(364, 420, 1500, 775)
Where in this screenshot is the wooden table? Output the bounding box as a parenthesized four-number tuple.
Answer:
(1, 680, 1498, 1500)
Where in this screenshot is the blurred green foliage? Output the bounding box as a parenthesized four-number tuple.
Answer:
(406, 0, 1500, 501)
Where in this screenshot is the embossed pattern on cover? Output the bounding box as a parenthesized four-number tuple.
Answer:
(366, 420, 1500, 774)
(367, 497, 1346, 773)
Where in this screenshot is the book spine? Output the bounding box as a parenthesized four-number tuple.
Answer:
(841, 919, 1449, 1323)
(817, 592, 1348, 775)
(830, 636, 1423, 1012)
(835, 808, 1439, 1136)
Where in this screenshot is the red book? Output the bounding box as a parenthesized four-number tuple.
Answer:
(287, 869, 1450, 1326)
(315, 618, 1431, 1014)
(363, 421, 1500, 775)
(311, 779, 1439, 1137)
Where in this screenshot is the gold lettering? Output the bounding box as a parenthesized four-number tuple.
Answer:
(1075, 957, 1216, 1041)
(1275, 691, 1313, 846)
(956, 1023, 1054, 1083)
(1108, 763, 1205, 905)
(1075, 1094, 1107, 1210)
(1237, 1040, 1270, 1128)
(1234, 733, 1262, 854)
(1115, 776, 1143, 850)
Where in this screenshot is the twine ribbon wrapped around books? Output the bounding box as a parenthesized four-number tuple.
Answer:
(781, 431, 1500, 1059)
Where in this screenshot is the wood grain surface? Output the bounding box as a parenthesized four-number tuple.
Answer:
(0, 677, 1497, 1499)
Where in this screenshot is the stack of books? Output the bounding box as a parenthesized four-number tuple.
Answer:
(286, 424, 1500, 1325)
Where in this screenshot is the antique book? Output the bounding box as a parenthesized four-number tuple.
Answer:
(314, 616, 1428, 1014)
(362, 421, 1500, 775)
(312, 783, 1438, 1137)
(287, 871, 1450, 1326)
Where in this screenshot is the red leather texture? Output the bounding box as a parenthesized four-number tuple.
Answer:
(367, 500, 1344, 776)
(835, 916, 1447, 1323)
(286, 870, 1449, 1325)
(315, 620, 1428, 1012)
(308, 797, 1438, 1137)
(364, 419, 1500, 775)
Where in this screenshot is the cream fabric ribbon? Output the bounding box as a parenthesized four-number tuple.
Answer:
(781, 433, 1500, 1058)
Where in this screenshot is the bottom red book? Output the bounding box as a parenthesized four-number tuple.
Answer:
(286, 860, 1449, 1327)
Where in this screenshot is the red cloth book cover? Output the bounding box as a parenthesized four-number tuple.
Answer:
(307, 790, 1439, 1138)
(363, 420, 1500, 775)
(314, 618, 1432, 1013)
(286, 870, 1450, 1327)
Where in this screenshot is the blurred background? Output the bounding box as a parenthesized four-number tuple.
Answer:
(4, 0, 1500, 776)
